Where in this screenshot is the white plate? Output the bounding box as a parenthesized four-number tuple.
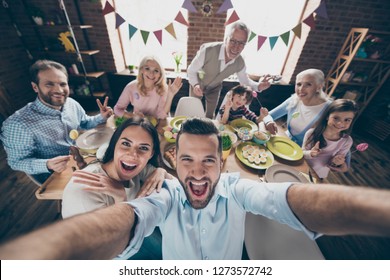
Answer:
(96, 142, 109, 160)
(265, 164, 310, 183)
(76, 127, 114, 150)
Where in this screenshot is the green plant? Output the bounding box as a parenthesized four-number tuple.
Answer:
(222, 134, 232, 151)
(114, 116, 126, 128)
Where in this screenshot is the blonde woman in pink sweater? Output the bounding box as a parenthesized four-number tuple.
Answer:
(114, 56, 182, 120)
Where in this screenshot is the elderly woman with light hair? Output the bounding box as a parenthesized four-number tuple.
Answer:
(265, 69, 332, 146)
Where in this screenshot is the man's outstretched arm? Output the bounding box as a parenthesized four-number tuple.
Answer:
(0, 203, 134, 260)
(287, 184, 390, 236)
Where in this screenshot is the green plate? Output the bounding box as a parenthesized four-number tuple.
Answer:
(170, 116, 187, 131)
(235, 141, 274, 170)
(266, 136, 303, 161)
(229, 119, 258, 133)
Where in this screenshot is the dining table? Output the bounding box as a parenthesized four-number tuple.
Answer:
(35, 116, 319, 200)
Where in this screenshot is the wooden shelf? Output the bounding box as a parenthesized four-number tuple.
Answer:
(71, 71, 105, 79)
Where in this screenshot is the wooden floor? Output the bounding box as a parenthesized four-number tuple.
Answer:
(0, 130, 389, 259)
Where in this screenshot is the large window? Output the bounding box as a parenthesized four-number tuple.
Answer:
(227, 0, 311, 76)
(116, 0, 188, 70)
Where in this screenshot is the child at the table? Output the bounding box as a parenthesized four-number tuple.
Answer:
(113, 55, 182, 120)
(302, 99, 359, 179)
(217, 85, 269, 124)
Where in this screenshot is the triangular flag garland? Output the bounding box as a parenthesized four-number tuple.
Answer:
(269, 36, 279, 50)
(217, 0, 233, 14)
(102, 1, 115, 16)
(225, 10, 239, 26)
(165, 23, 177, 39)
(154, 30, 163, 45)
(140, 30, 150, 44)
(315, 0, 329, 19)
(102, 0, 328, 50)
(248, 31, 256, 42)
(280, 31, 290, 46)
(257, 36, 267, 51)
(182, 0, 197, 13)
(115, 12, 126, 29)
(175, 11, 189, 26)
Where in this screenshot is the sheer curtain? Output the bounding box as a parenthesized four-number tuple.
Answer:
(116, 0, 188, 70)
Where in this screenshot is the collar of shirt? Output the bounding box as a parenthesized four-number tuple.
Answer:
(219, 43, 237, 69)
(33, 97, 63, 116)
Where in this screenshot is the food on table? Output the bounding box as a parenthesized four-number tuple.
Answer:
(69, 129, 79, 140)
(163, 126, 179, 143)
(164, 146, 176, 169)
(114, 116, 126, 128)
(241, 144, 268, 165)
(254, 131, 268, 140)
(69, 146, 87, 169)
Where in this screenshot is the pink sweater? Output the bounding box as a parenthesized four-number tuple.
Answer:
(303, 128, 353, 179)
(114, 80, 168, 119)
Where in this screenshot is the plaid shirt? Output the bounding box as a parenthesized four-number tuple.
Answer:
(1, 97, 105, 176)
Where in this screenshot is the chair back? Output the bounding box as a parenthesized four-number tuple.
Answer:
(174, 97, 205, 118)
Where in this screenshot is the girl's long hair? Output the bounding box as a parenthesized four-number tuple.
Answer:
(137, 55, 167, 97)
(306, 99, 359, 149)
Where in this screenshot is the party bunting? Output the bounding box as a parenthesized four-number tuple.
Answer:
(129, 24, 137, 39)
(257, 35, 267, 50)
(303, 13, 316, 29)
(182, 0, 197, 13)
(315, 0, 328, 19)
(217, 0, 233, 14)
(292, 23, 302, 39)
(165, 23, 177, 39)
(115, 12, 126, 29)
(140, 30, 150, 44)
(175, 11, 189, 26)
(154, 30, 163, 45)
(225, 10, 239, 26)
(269, 36, 279, 50)
(280, 31, 290, 46)
(248, 31, 256, 42)
(102, 1, 115, 16)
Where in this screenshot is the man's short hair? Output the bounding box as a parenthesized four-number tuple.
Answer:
(30, 60, 68, 84)
(176, 118, 222, 155)
(227, 21, 250, 40)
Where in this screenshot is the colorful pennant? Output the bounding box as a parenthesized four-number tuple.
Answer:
(129, 24, 137, 39)
(182, 0, 197, 13)
(248, 31, 256, 42)
(175, 11, 189, 26)
(280, 31, 290, 46)
(115, 12, 126, 29)
(257, 36, 267, 51)
(269, 36, 279, 50)
(165, 23, 177, 39)
(292, 23, 302, 39)
(154, 30, 163, 45)
(303, 13, 316, 29)
(217, 0, 233, 14)
(140, 30, 150, 44)
(315, 0, 329, 19)
(102, 1, 115, 16)
(225, 10, 239, 26)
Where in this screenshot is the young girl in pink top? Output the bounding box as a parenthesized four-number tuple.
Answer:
(302, 99, 359, 179)
(114, 56, 182, 120)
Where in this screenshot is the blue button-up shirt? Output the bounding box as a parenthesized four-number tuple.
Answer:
(1, 97, 105, 176)
(118, 173, 318, 260)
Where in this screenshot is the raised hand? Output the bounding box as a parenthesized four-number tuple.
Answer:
(72, 170, 127, 203)
(168, 77, 183, 96)
(310, 141, 321, 157)
(96, 96, 113, 120)
(258, 74, 272, 91)
(46, 155, 71, 173)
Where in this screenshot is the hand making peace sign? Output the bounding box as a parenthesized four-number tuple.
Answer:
(96, 96, 113, 120)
